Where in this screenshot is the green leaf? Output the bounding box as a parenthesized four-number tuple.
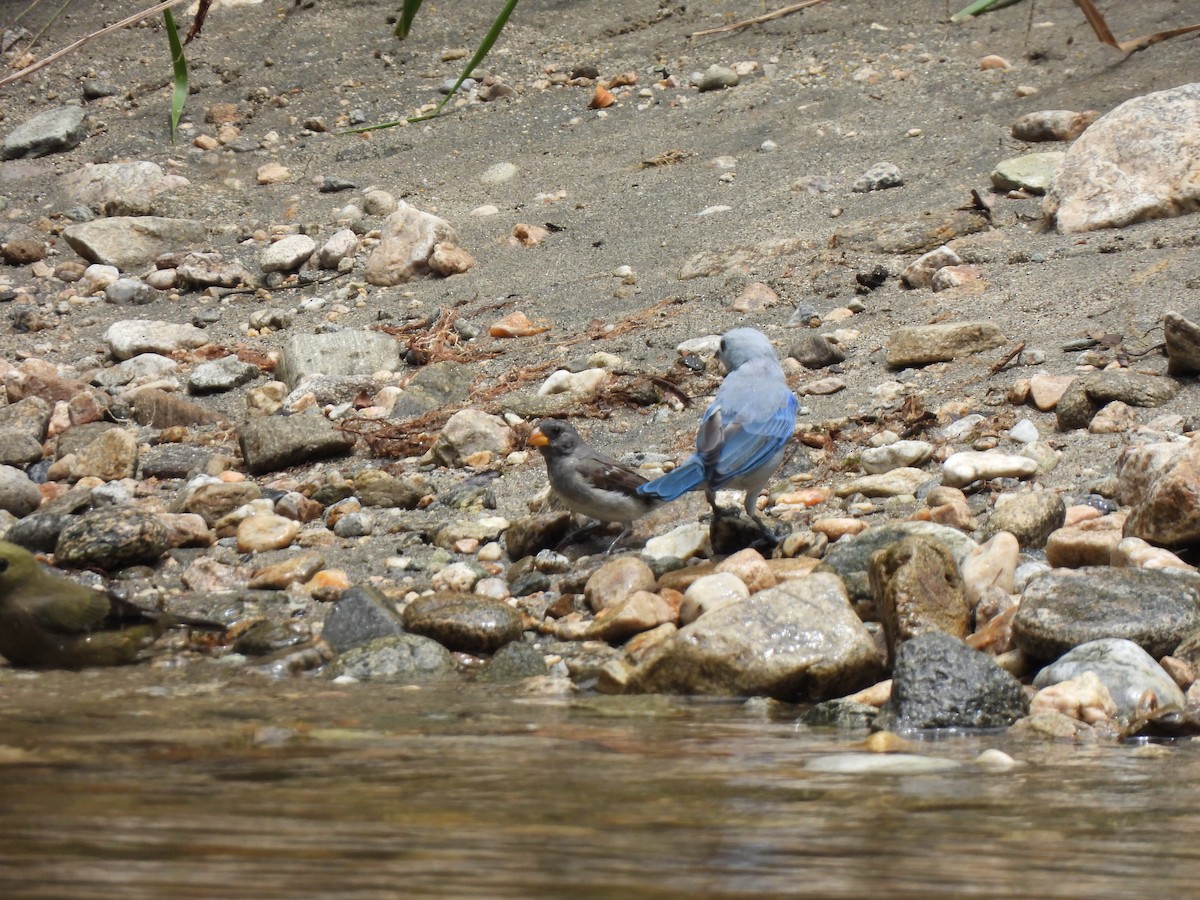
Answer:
(416, 0, 520, 122)
(164, 8, 188, 141)
(394, 0, 424, 39)
(951, 0, 1025, 24)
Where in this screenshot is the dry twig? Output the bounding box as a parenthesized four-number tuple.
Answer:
(692, 0, 829, 38)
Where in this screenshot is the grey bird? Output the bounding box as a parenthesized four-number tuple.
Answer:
(528, 419, 659, 553)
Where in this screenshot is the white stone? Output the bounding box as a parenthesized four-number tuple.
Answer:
(942, 451, 1038, 488)
(537, 368, 611, 397)
(680, 572, 750, 624)
(643, 522, 711, 561)
(261, 234, 316, 273)
(859, 440, 933, 474)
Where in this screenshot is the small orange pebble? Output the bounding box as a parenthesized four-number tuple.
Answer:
(307, 569, 350, 592)
(489, 310, 552, 338)
(511, 223, 550, 246)
(979, 54, 1011, 70)
(217, 470, 246, 483)
(589, 85, 615, 109)
(1063, 504, 1103, 527)
(774, 488, 828, 507)
(811, 516, 869, 540)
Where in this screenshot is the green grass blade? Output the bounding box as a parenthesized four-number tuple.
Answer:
(164, 8, 188, 141)
(394, 0, 423, 39)
(419, 0, 519, 121)
(951, 0, 1025, 24)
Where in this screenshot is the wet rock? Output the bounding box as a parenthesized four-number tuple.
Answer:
(1045, 82, 1200, 233)
(0, 465, 41, 516)
(275, 330, 401, 389)
(104, 319, 209, 360)
(188, 355, 260, 394)
(1011, 109, 1098, 142)
(61, 161, 188, 216)
(320, 585, 406, 653)
(990, 152, 1064, 194)
(128, 388, 229, 428)
(364, 200, 473, 286)
(1164, 312, 1200, 376)
(802, 699, 880, 729)
(238, 413, 356, 475)
(326, 634, 455, 682)
(402, 593, 524, 653)
(1013, 567, 1200, 660)
(869, 535, 969, 665)
(789, 334, 845, 369)
(478, 640, 547, 681)
(505, 512, 573, 560)
(1033, 638, 1186, 719)
(818, 522, 977, 602)
(852, 162, 903, 192)
(429, 409, 515, 468)
(860, 441, 933, 475)
(942, 451, 1039, 488)
(627, 574, 883, 700)
(881, 632, 1029, 730)
(2, 105, 87, 159)
(260, 234, 316, 273)
(1055, 370, 1179, 430)
(982, 491, 1065, 548)
(63, 217, 208, 270)
(55, 506, 171, 569)
(584, 556, 656, 612)
(886, 321, 1006, 367)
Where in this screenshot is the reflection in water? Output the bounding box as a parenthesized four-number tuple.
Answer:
(0, 670, 1198, 898)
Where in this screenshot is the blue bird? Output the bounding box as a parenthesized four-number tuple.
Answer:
(637, 327, 798, 532)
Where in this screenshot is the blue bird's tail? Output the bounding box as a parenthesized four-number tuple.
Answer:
(636, 457, 706, 501)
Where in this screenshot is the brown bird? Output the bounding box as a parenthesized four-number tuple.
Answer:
(528, 419, 659, 553)
(0, 540, 225, 669)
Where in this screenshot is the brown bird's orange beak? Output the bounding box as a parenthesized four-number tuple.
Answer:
(528, 426, 549, 448)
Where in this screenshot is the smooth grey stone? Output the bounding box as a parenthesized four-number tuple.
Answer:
(2, 106, 87, 159)
(188, 355, 260, 394)
(64, 217, 207, 270)
(325, 634, 455, 682)
(320, 585, 406, 654)
(275, 330, 402, 389)
(1033, 638, 1186, 719)
(238, 413, 356, 476)
(1014, 567, 1200, 660)
(0, 465, 41, 517)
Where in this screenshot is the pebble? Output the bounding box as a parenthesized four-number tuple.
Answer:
(697, 65, 739, 92)
(942, 451, 1038, 488)
(679, 572, 750, 624)
(236, 513, 299, 552)
(261, 234, 316, 273)
(860, 440, 933, 475)
(2, 105, 87, 159)
(851, 162, 903, 192)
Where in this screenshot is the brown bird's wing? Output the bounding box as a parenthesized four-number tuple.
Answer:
(576, 454, 649, 494)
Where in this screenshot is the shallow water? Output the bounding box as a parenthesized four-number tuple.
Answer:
(0, 669, 1197, 899)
